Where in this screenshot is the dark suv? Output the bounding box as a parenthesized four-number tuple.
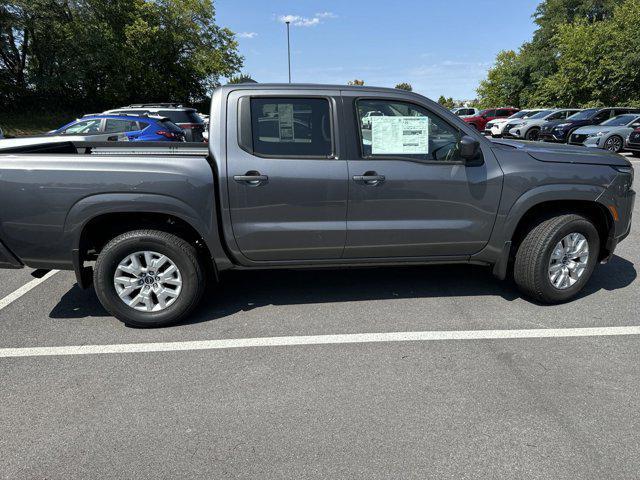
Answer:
(541, 107, 640, 143)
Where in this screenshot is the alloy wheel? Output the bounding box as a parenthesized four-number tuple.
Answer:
(113, 251, 183, 312)
(548, 233, 589, 290)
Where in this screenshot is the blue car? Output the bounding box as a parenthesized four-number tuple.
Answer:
(52, 114, 185, 142)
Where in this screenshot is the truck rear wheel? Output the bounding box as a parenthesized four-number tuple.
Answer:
(513, 214, 599, 304)
(93, 230, 205, 327)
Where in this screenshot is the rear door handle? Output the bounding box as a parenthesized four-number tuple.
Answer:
(233, 171, 268, 186)
(352, 171, 385, 186)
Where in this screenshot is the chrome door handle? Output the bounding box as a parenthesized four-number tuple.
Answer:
(353, 171, 385, 186)
(233, 171, 268, 186)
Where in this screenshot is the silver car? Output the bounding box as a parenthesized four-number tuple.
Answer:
(507, 109, 581, 141)
(569, 114, 640, 152)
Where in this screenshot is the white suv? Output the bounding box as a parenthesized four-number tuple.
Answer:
(507, 109, 581, 141)
(486, 110, 543, 137)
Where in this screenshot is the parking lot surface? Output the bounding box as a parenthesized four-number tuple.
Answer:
(1, 159, 639, 479)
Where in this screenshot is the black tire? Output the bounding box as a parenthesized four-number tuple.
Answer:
(93, 230, 205, 327)
(525, 127, 540, 141)
(513, 214, 599, 304)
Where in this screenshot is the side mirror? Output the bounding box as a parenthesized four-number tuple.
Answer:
(460, 135, 480, 161)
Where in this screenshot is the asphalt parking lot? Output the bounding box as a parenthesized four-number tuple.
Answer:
(1, 158, 639, 480)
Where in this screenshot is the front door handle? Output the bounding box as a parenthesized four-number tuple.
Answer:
(233, 170, 269, 186)
(353, 171, 385, 186)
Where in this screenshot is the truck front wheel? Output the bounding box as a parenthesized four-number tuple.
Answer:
(513, 214, 599, 304)
(93, 230, 205, 327)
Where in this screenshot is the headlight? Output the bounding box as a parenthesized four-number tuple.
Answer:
(588, 131, 608, 137)
(556, 123, 571, 128)
(511, 122, 525, 128)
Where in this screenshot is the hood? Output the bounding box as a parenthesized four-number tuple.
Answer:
(490, 138, 631, 167)
(519, 118, 546, 127)
(573, 125, 612, 135)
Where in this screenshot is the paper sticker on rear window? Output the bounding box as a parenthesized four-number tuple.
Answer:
(278, 104, 295, 141)
(371, 116, 429, 155)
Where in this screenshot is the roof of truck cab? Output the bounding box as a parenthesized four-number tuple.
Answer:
(216, 83, 426, 95)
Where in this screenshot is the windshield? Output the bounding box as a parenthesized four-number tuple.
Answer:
(507, 111, 529, 119)
(567, 108, 599, 120)
(601, 114, 638, 126)
(528, 110, 554, 119)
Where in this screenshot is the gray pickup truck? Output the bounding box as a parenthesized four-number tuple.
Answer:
(0, 84, 635, 327)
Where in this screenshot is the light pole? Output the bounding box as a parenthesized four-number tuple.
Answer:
(285, 20, 291, 83)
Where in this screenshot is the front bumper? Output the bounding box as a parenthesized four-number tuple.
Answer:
(0, 240, 23, 269)
(582, 137, 602, 148)
(597, 171, 635, 261)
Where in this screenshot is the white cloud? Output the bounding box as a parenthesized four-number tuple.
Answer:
(237, 32, 258, 39)
(278, 12, 336, 27)
(316, 12, 337, 19)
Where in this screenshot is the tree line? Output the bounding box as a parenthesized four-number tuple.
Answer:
(0, 0, 243, 112)
(477, 0, 640, 108)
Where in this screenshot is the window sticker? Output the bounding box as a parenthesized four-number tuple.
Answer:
(371, 116, 429, 154)
(278, 103, 295, 141)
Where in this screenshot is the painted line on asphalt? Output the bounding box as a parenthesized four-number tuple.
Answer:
(1, 325, 640, 359)
(0, 270, 59, 313)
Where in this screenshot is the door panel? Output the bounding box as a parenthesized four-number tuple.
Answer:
(345, 158, 502, 257)
(342, 92, 502, 258)
(226, 91, 348, 261)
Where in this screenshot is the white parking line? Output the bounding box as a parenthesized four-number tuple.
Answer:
(1, 325, 640, 359)
(0, 270, 59, 312)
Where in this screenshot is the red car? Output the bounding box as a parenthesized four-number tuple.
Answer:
(463, 107, 520, 131)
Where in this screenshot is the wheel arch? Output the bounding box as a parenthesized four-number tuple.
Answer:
(64, 193, 230, 288)
(484, 184, 614, 279)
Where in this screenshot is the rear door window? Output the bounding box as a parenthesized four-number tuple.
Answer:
(104, 119, 141, 133)
(249, 98, 333, 157)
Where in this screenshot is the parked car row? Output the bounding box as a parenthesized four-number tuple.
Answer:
(479, 106, 640, 154)
(0, 103, 207, 146)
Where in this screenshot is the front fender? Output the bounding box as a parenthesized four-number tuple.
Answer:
(472, 183, 606, 276)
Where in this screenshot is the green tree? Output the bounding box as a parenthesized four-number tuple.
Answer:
(227, 73, 256, 84)
(476, 0, 628, 108)
(0, 0, 243, 111)
(437, 96, 455, 109)
(395, 82, 412, 91)
(476, 50, 527, 108)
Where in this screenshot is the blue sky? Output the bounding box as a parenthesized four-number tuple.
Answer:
(216, 0, 541, 100)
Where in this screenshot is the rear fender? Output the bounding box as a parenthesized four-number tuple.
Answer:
(64, 193, 232, 286)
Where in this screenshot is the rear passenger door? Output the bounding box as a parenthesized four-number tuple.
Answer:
(226, 89, 348, 261)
